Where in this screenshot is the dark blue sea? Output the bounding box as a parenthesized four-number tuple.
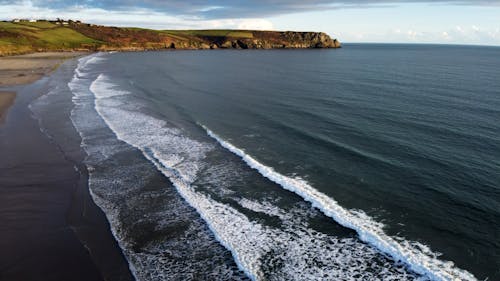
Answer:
(37, 44, 499, 280)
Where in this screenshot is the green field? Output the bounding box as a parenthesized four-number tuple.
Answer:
(15, 21, 57, 29)
(34, 28, 98, 46)
(0, 21, 100, 55)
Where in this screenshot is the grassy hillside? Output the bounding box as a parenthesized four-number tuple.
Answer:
(0, 21, 101, 55)
(0, 20, 340, 56)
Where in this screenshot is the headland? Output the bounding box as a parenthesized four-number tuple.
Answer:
(1, 19, 340, 56)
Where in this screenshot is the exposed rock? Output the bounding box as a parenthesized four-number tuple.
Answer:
(68, 24, 341, 51)
(212, 32, 340, 50)
(220, 40, 233, 49)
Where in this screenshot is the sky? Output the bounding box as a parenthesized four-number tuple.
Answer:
(1, 0, 500, 45)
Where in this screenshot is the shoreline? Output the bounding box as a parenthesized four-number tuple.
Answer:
(0, 51, 90, 86)
(0, 53, 134, 280)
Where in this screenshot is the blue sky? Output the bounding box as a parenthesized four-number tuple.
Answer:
(1, 1, 500, 45)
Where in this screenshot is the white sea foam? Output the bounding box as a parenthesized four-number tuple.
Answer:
(90, 74, 264, 279)
(65, 55, 458, 280)
(86, 73, 432, 281)
(142, 149, 423, 281)
(202, 126, 478, 281)
(67, 53, 142, 281)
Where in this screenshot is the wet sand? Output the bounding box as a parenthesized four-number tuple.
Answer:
(0, 52, 88, 86)
(0, 92, 16, 123)
(0, 56, 134, 280)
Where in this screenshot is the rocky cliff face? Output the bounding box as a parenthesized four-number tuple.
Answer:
(68, 24, 341, 51)
(172, 31, 340, 50)
(213, 31, 341, 49)
(207, 31, 340, 49)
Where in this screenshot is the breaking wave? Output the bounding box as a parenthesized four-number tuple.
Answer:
(202, 126, 477, 281)
(88, 73, 423, 280)
(67, 52, 479, 281)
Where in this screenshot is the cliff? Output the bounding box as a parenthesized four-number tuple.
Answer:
(189, 31, 341, 49)
(69, 24, 341, 51)
(0, 20, 341, 56)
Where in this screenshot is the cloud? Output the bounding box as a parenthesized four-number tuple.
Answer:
(2, 0, 500, 19)
(237, 19, 274, 30)
(339, 25, 500, 45)
(2, 1, 499, 45)
(0, 1, 275, 30)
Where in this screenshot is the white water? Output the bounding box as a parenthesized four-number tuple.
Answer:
(65, 52, 476, 281)
(86, 72, 424, 280)
(202, 127, 477, 281)
(68, 54, 141, 280)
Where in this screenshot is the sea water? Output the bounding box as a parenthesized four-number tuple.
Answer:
(67, 45, 499, 280)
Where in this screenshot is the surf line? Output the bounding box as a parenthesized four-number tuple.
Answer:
(200, 124, 477, 281)
(87, 74, 262, 280)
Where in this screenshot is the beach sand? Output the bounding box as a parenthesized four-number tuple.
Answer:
(0, 92, 16, 123)
(0, 54, 134, 281)
(0, 52, 88, 86)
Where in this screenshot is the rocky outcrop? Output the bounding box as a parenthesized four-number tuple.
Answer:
(210, 32, 340, 49)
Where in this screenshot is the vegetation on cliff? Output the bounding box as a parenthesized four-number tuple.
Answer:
(0, 20, 340, 56)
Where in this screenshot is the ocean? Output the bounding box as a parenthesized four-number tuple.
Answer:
(32, 44, 499, 280)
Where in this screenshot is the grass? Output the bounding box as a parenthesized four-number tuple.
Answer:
(16, 21, 57, 29)
(0, 22, 100, 54)
(0, 22, 38, 31)
(34, 28, 99, 47)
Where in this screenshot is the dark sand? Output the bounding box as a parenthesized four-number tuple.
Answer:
(0, 58, 134, 280)
(0, 92, 16, 123)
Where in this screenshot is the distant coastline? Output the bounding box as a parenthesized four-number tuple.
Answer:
(0, 19, 341, 56)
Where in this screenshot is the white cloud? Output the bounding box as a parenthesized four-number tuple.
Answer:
(406, 29, 421, 40)
(0, 1, 275, 30)
(339, 25, 500, 46)
(237, 19, 274, 30)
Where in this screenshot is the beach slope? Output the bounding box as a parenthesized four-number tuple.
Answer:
(0, 55, 134, 280)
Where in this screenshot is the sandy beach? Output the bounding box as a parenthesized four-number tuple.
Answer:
(0, 54, 134, 281)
